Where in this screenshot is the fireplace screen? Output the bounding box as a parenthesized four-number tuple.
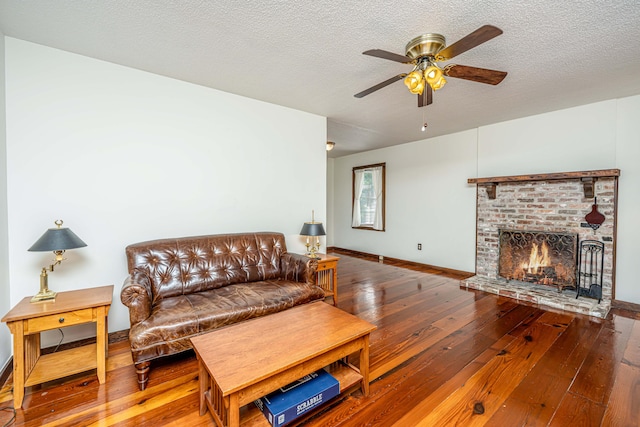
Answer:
(498, 230, 578, 290)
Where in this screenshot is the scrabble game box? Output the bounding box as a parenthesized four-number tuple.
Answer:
(254, 369, 339, 427)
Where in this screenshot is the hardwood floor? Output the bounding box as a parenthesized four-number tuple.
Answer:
(1, 252, 639, 426)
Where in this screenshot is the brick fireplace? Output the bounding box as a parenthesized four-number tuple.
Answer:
(462, 169, 619, 318)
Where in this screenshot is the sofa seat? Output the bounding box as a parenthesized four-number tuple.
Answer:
(129, 280, 324, 362)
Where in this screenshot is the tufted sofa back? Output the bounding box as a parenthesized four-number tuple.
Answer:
(125, 232, 288, 302)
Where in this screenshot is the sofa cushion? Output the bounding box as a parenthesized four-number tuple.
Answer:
(128, 280, 325, 362)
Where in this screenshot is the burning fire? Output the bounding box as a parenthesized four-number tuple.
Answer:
(498, 230, 577, 287)
(521, 242, 550, 274)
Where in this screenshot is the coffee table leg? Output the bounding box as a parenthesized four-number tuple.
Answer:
(229, 393, 240, 427)
(360, 334, 371, 396)
(198, 360, 208, 416)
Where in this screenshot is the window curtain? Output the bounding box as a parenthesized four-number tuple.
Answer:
(352, 169, 365, 227)
(371, 166, 383, 230)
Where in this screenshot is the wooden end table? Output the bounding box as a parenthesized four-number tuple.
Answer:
(316, 253, 339, 305)
(1, 285, 113, 408)
(190, 302, 376, 427)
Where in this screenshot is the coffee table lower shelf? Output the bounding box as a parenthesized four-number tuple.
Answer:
(208, 362, 363, 427)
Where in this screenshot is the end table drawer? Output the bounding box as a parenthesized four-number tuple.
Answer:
(26, 308, 94, 332)
(317, 263, 334, 272)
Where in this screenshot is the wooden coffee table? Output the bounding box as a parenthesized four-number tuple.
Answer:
(190, 302, 376, 427)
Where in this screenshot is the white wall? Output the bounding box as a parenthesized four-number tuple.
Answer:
(477, 100, 617, 176)
(326, 158, 335, 246)
(4, 38, 327, 354)
(331, 96, 640, 304)
(0, 33, 11, 372)
(615, 95, 640, 302)
(333, 130, 478, 272)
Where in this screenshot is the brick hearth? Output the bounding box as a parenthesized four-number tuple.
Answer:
(462, 170, 619, 318)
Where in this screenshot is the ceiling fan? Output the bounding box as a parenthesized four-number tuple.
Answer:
(354, 25, 508, 107)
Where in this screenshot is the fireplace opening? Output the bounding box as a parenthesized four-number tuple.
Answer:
(498, 230, 578, 291)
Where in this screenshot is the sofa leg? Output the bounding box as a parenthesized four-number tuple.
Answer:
(135, 362, 150, 391)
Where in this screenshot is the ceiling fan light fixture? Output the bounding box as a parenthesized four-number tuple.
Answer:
(424, 64, 447, 91)
(412, 80, 425, 95)
(404, 70, 425, 95)
(431, 75, 447, 91)
(424, 65, 442, 84)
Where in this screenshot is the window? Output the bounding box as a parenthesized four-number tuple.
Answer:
(352, 163, 385, 231)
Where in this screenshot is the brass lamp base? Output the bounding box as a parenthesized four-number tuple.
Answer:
(31, 267, 57, 303)
(31, 289, 57, 303)
(306, 250, 320, 259)
(305, 241, 321, 259)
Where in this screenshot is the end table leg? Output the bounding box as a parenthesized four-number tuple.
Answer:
(9, 322, 25, 408)
(333, 267, 338, 306)
(105, 312, 110, 358)
(96, 306, 107, 383)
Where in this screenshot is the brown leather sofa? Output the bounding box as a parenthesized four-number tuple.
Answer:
(120, 232, 324, 390)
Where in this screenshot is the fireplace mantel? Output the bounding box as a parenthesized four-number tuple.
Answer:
(468, 169, 620, 199)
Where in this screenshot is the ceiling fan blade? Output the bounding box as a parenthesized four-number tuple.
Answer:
(418, 85, 433, 107)
(444, 64, 507, 85)
(363, 49, 412, 64)
(354, 74, 407, 98)
(436, 25, 503, 61)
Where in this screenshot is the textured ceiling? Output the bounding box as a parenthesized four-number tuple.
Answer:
(2, 1, 640, 158)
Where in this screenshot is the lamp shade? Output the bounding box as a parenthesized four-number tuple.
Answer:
(28, 226, 87, 252)
(404, 70, 425, 95)
(300, 222, 326, 237)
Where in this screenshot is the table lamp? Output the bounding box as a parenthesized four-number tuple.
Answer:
(300, 211, 326, 259)
(28, 220, 87, 303)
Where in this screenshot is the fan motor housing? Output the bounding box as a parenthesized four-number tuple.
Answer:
(405, 34, 446, 60)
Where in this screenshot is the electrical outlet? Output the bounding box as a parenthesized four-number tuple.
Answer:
(417, 243, 422, 250)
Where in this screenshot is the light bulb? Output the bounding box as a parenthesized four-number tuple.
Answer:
(421, 123, 428, 131)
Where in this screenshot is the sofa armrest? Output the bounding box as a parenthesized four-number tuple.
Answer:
(280, 253, 319, 285)
(120, 271, 153, 326)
